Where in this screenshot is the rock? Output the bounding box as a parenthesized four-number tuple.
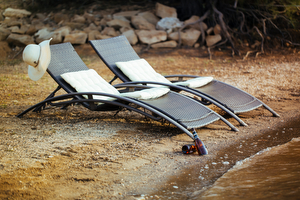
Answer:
(206, 34, 222, 46)
(168, 29, 201, 47)
(64, 31, 87, 44)
(53, 13, 70, 24)
(34, 28, 53, 43)
(122, 30, 138, 45)
(155, 2, 177, 18)
(101, 27, 119, 37)
(83, 12, 96, 24)
(137, 11, 160, 25)
(213, 24, 222, 35)
(107, 19, 131, 30)
(184, 15, 207, 31)
(151, 40, 177, 48)
(54, 26, 72, 37)
(64, 22, 85, 30)
(7, 33, 35, 46)
(88, 30, 102, 41)
(50, 26, 72, 44)
(9, 25, 28, 34)
(113, 11, 140, 20)
(83, 23, 100, 32)
(3, 8, 31, 18)
(206, 27, 214, 35)
(0, 27, 11, 41)
(156, 17, 183, 32)
(136, 30, 167, 44)
(5, 18, 22, 27)
(72, 14, 86, 23)
(131, 16, 156, 30)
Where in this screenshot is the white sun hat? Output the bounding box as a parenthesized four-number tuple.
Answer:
(23, 38, 52, 81)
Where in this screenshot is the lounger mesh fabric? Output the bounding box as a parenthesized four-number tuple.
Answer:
(46, 42, 223, 129)
(89, 36, 269, 114)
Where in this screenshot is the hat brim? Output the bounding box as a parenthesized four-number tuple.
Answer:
(28, 39, 51, 81)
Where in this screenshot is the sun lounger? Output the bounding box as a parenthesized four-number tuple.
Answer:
(89, 36, 280, 126)
(17, 42, 238, 144)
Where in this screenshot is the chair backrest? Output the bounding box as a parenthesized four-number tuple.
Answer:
(48, 42, 89, 94)
(89, 35, 140, 82)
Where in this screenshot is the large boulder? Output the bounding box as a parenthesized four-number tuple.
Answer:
(155, 3, 177, 18)
(136, 30, 167, 44)
(3, 8, 31, 18)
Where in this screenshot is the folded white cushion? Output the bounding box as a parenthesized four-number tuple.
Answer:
(173, 76, 213, 88)
(61, 69, 170, 101)
(116, 58, 171, 87)
(115, 58, 213, 88)
(120, 87, 170, 100)
(61, 69, 120, 101)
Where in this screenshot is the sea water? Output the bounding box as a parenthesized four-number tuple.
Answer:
(143, 118, 300, 199)
(198, 137, 300, 200)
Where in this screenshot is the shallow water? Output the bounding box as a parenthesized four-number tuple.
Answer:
(199, 137, 300, 200)
(141, 118, 300, 199)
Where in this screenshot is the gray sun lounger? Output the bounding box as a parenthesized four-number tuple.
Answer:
(17, 42, 238, 144)
(89, 35, 280, 126)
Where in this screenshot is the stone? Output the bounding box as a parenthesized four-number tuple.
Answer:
(101, 27, 119, 37)
(206, 27, 214, 35)
(156, 17, 183, 32)
(72, 14, 86, 23)
(7, 33, 35, 46)
(151, 40, 177, 48)
(131, 16, 156, 30)
(34, 28, 53, 43)
(64, 31, 87, 44)
(122, 30, 138, 45)
(83, 23, 100, 33)
(168, 29, 201, 47)
(206, 34, 222, 46)
(155, 3, 177, 18)
(136, 30, 167, 44)
(0, 27, 11, 41)
(107, 19, 131, 29)
(83, 12, 96, 24)
(64, 22, 85, 30)
(113, 11, 140, 20)
(53, 13, 70, 24)
(213, 24, 222, 35)
(3, 8, 31, 18)
(137, 11, 159, 25)
(6, 19, 22, 27)
(88, 30, 102, 41)
(184, 15, 207, 31)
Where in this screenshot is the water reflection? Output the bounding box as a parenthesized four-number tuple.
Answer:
(199, 138, 300, 200)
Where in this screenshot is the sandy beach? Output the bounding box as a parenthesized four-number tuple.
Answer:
(1, 45, 300, 199)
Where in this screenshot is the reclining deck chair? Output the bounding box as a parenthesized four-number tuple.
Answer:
(89, 36, 280, 126)
(17, 42, 238, 143)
